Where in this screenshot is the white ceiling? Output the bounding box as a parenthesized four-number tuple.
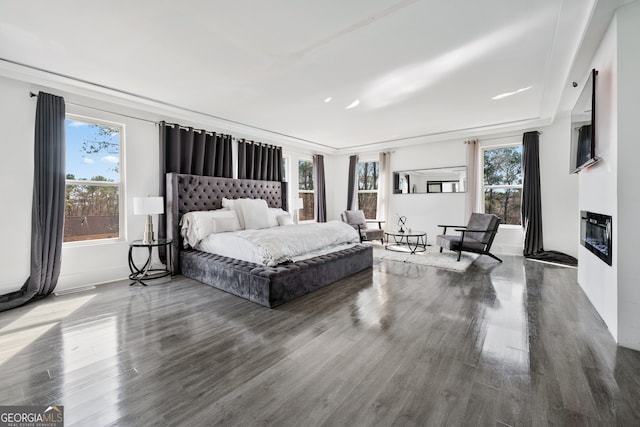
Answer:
(0, 0, 618, 151)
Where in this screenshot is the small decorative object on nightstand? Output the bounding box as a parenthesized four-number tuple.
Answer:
(128, 238, 173, 286)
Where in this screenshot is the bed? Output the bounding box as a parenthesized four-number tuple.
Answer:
(165, 173, 373, 308)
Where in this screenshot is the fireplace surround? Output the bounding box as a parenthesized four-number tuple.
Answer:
(580, 211, 612, 266)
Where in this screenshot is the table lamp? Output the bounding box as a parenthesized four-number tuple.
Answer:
(292, 197, 304, 223)
(133, 196, 164, 244)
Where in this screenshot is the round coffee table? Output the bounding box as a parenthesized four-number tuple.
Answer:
(384, 230, 427, 254)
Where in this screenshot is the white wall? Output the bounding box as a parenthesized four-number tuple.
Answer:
(576, 16, 619, 342)
(538, 114, 579, 258)
(616, 0, 640, 350)
(0, 77, 34, 294)
(0, 73, 318, 294)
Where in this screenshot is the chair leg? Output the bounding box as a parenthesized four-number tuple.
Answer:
(457, 250, 462, 261)
(486, 252, 503, 262)
(439, 247, 443, 253)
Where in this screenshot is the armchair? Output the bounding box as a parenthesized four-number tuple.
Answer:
(341, 210, 385, 244)
(436, 213, 502, 262)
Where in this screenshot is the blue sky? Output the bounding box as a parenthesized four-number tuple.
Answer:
(65, 119, 120, 181)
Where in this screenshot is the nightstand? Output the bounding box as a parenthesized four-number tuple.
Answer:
(128, 238, 173, 286)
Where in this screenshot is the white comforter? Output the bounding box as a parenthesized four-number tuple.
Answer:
(196, 220, 361, 266)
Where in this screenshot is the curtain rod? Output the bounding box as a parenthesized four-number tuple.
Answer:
(30, 91, 159, 125)
(30, 92, 235, 139)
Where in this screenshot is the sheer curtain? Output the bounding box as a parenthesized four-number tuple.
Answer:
(465, 139, 480, 219)
(313, 154, 327, 222)
(237, 139, 283, 181)
(346, 155, 359, 210)
(376, 151, 390, 221)
(1, 92, 66, 312)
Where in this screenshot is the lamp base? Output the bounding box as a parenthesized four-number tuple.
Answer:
(142, 215, 155, 244)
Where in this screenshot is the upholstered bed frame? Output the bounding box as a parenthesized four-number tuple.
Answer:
(165, 173, 373, 308)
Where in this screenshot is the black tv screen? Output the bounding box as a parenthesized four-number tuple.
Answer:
(570, 69, 599, 173)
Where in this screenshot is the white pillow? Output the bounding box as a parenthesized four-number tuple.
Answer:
(212, 216, 241, 233)
(277, 214, 294, 226)
(180, 209, 236, 247)
(234, 199, 272, 230)
(268, 208, 287, 227)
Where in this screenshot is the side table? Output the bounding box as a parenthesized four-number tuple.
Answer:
(128, 238, 173, 286)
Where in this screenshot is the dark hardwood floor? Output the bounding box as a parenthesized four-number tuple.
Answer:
(1, 254, 639, 426)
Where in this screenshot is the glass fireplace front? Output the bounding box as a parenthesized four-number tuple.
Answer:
(580, 211, 612, 266)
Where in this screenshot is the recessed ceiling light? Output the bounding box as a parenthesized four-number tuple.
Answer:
(492, 86, 533, 100)
(345, 99, 360, 109)
(324, 97, 332, 103)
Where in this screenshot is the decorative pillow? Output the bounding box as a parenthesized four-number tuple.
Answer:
(180, 209, 236, 247)
(212, 216, 241, 233)
(234, 198, 272, 230)
(268, 207, 287, 227)
(277, 214, 294, 226)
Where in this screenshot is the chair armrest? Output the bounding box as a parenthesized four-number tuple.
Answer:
(438, 224, 466, 235)
(456, 228, 499, 233)
(366, 220, 385, 229)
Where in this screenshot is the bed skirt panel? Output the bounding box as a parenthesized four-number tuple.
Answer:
(180, 245, 373, 308)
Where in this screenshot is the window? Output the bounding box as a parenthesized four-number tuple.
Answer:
(298, 159, 314, 221)
(482, 145, 522, 225)
(358, 160, 379, 219)
(64, 116, 123, 242)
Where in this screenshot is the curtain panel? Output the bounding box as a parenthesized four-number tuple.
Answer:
(522, 131, 544, 256)
(158, 122, 233, 243)
(465, 139, 480, 219)
(313, 154, 327, 222)
(237, 139, 283, 181)
(347, 155, 359, 210)
(0, 92, 66, 312)
(376, 152, 390, 221)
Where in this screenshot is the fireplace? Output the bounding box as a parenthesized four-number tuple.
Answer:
(580, 211, 612, 266)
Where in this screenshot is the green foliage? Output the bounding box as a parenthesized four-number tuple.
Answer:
(484, 146, 523, 225)
(81, 124, 120, 173)
(298, 160, 314, 191)
(358, 161, 379, 191)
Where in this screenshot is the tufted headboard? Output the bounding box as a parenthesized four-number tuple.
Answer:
(165, 172, 288, 274)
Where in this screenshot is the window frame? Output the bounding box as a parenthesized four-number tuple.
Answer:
(480, 142, 523, 228)
(64, 114, 125, 245)
(357, 159, 380, 220)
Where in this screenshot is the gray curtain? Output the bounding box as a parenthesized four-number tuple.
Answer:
(521, 131, 577, 266)
(0, 92, 66, 312)
(347, 155, 358, 210)
(237, 139, 283, 181)
(522, 131, 543, 256)
(313, 154, 327, 222)
(158, 122, 233, 246)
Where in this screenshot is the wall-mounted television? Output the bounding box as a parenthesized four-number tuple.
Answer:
(570, 68, 599, 173)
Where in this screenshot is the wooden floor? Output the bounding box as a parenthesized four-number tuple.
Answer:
(1, 255, 639, 426)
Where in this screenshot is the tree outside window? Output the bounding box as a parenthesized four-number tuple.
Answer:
(298, 160, 314, 221)
(65, 117, 122, 242)
(483, 145, 522, 225)
(358, 161, 379, 219)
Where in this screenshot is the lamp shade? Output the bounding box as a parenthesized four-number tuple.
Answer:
(292, 197, 304, 209)
(133, 197, 164, 215)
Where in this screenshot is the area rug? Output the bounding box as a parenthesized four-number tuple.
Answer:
(372, 246, 477, 272)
